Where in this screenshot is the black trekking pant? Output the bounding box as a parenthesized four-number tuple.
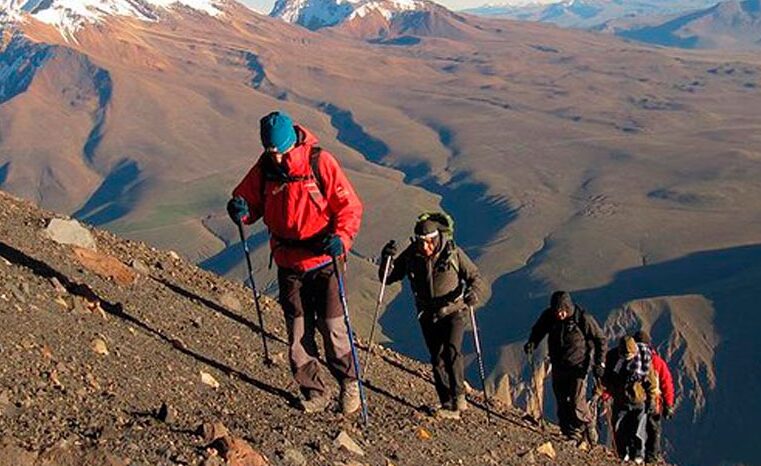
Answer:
(419, 310, 467, 409)
(278, 264, 356, 399)
(645, 413, 662, 461)
(613, 404, 647, 460)
(552, 368, 592, 438)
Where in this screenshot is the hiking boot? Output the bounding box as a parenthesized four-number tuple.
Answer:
(300, 392, 330, 413)
(434, 408, 461, 420)
(455, 395, 468, 412)
(340, 379, 361, 415)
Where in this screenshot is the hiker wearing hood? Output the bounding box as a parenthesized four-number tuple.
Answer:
(227, 111, 363, 415)
(633, 330, 675, 463)
(379, 216, 486, 419)
(602, 336, 660, 463)
(524, 291, 606, 442)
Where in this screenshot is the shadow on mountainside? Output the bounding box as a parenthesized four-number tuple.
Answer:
(73, 159, 143, 226)
(475, 242, 761, 466)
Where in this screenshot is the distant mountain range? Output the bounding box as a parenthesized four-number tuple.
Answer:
(600, 0, 761, 49)
(462, 0, 718, 27)
(268, 0, 476, 40)
(462, 0, 761, 48)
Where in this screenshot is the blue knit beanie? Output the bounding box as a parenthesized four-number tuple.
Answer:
(260, 111, 297, 153)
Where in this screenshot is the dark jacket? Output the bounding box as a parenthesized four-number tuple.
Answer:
(527, 305, 605, 374)
(383, 240, 485, 320)
(602, 348, 660, 409)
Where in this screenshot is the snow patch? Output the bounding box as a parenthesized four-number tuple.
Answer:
(271, 0, 428, 28)
(1, 0, 224, 36)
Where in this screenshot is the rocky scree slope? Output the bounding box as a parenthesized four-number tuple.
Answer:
(0, 189, 623, 465)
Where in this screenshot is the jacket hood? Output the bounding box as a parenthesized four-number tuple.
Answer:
(295, 125, 319, 147)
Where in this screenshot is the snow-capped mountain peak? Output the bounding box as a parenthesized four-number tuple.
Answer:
(270, 0, 430, 30)
(1, 0, 224, 37)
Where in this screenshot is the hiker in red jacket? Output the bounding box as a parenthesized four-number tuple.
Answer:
(634, 330, 676, 463)
(227, 111, 363, 415)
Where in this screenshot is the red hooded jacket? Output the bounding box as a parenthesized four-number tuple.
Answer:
(652, 350, 675, 412)
(232, 125, 363, 272)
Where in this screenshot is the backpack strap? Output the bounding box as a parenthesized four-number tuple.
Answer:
(309, 146, 324, 196)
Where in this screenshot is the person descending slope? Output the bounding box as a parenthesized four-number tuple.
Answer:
(524, 291, 606, 444)
(379, 213, 486, 420)
(227, 111, 364, 415)
(633, 330, 675, 464)
(602, 336, 660, 464)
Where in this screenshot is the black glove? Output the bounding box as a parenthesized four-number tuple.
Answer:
(322, 234, 345, 257)
(381, 240, 397, 261)
(523, 341, 535, 355)
(464, 290, 478, 307)
(592, 363, 605, 380)
(664, 405, 674, 419)
(227, 196, 249, 224)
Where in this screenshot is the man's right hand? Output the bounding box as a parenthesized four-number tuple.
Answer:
(227, 196, 249, 225)
(381, 240, 397, 261)
(523, 341, 535, 355)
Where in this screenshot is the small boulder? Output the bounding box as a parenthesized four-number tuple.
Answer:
(45, 218, 97, 251)
(333, 431, 364, 457)
(200, 422, 230, 444)
(73, 248, 136, 286)
(415, 427, 432, 441)
(157, 402, 177, 423)
(91, 338, 109, 356)
(130, 259, 151, 275)
(536, 441, 556, 460)
(200, 371, 220, 389)
(282, 448, 306, 465)
(210, 436, 268, 466)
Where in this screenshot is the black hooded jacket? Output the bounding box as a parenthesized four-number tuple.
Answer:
(382, 239, 485, 320)
(527, 305, 606, 373)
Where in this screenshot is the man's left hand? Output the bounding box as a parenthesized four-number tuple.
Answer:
(322, 234, 345, 257)
(464, 291, 478, 307)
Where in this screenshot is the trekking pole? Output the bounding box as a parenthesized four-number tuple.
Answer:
(332, 256, 369, 427)
(236, 222, 272, 365)
(363, 255, 392, 377)
(527, 348, 545, 430)
(468, 305, 492, 424)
